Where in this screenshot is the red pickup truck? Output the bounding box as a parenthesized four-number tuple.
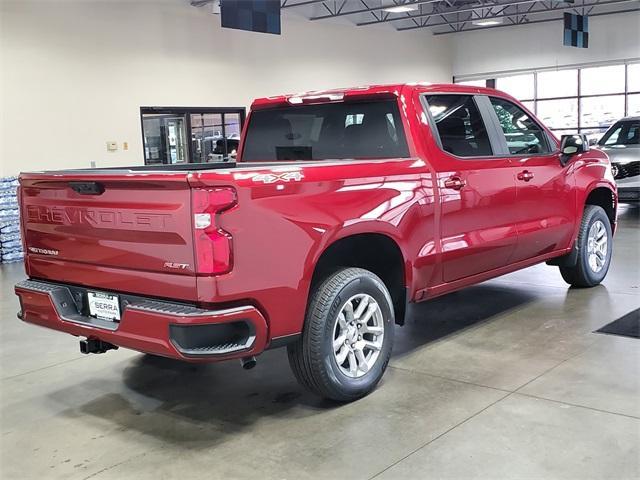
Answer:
(15, 83, 617, 401)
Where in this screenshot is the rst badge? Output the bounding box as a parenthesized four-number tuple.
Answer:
(164, 262, 190, 270)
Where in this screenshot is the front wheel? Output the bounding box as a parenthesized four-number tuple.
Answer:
(560, 205, 613, 287)
(287, 268, 394, 402)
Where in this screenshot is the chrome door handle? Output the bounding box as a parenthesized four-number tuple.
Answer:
(517, 170, 534, 182)
(444, 176, 466, 190)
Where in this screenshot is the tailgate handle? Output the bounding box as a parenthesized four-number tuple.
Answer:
(69, 181, 105, 195)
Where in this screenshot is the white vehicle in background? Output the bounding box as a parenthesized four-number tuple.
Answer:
(597, 116, 640, 204)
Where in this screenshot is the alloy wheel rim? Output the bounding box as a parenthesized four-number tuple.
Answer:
(332, 293, 384, 378)
(587, 220, 608, 273)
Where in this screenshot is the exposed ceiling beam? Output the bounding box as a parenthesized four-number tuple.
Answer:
(281, 0, 338, 8)
(432, 6, 640, 33)
(358, 0, 548, 25)
(191, 0, 324, 7)
(397, 0, 638, 30)
(357, 0, 620, 25)
(190, 0, 638, 35)
(308, 0, 446, 20)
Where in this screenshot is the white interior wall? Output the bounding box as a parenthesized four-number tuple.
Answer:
(5, 1, 634, 178)
(451, 12, 640, 78)
(0, 0, 452, 176)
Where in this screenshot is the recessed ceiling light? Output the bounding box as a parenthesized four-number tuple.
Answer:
(383, 5, 418, 13)
(471, 18, 504, 26)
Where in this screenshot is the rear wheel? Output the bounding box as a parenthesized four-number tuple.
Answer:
(560, 205, 612, 287)
(287, 268, 394, 402)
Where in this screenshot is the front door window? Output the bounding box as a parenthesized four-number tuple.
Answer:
(490, 98, 552, 155)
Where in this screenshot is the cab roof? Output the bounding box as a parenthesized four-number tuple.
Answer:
(251, 82, 509, 109)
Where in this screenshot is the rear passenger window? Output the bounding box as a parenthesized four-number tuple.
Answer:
(490, 98, 551, 154)
(425, 95, 493, 157)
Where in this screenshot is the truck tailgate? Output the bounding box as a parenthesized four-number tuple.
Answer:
(20, 173, 198, 300)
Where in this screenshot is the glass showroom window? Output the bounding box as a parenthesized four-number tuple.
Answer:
(190, 113, 223, 164)
(537, 98, 578, 131)
(580, 95, 626, 130)
(628, 63, 640, 93)
(457, 79, 487, 87)
(580, 65, 626, 96)
(628, 94, 640, 117)
(534, 69, 579, 134)
(520, 101, 535, 113)
(579, 65, 628, 139)
(627, 64, 640, 116)
(495, 74, 535, 102)
(141, 107, 245, 165)
(538, 69, 578, 99)
(455, 62, 637, 140)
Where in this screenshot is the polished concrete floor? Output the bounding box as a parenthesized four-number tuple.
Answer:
(1, 207, 639, 480)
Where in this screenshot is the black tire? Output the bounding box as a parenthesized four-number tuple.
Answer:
(287, 268, 395, 402)
(560, 205, 613, 287)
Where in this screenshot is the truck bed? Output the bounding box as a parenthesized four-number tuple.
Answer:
(25, 161, 321, 175)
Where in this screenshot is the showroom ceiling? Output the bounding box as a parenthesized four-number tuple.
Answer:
(191, 0, 640, 34)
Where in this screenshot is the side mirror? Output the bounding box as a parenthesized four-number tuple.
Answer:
(560, 134, 589, 166)
(588, 137, 598, 146)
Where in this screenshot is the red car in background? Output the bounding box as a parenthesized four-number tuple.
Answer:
(15, 83, 617, 401)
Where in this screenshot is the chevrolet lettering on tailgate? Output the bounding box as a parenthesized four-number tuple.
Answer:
(26, 205, 171, 230)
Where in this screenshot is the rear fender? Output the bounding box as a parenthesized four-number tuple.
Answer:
(305, 221, 413, 292)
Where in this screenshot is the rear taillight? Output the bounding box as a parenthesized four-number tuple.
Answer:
(192, 187, 237, 275)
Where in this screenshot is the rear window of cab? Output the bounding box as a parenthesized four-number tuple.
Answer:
(241, 100, 410, 161)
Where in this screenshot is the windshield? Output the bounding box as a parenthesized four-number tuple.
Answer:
(241, 99, 410, 161)
(598, 120, 640, 146)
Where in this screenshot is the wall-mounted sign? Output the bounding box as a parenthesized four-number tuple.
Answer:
(564, 13, 589, 48)
(221, 0, 281, 35)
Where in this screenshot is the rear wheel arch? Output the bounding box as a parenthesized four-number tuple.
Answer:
(310, 233, 408, 325)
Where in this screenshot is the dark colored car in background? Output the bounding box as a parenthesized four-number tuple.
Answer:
(597, 116, 640, 203)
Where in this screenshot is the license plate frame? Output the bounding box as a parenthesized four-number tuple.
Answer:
(87, 291, 121, 322)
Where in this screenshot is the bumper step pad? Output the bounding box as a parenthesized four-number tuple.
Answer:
(15, 279, 268, 360)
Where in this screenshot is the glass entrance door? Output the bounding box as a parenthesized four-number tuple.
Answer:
(142, 114, 188, 164)
(165, 116, 188, 164)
